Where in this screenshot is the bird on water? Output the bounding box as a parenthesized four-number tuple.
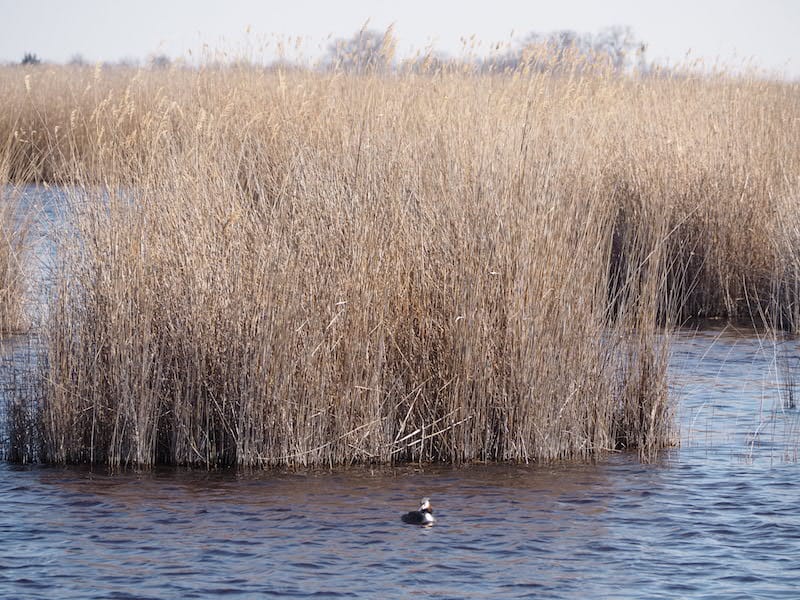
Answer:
(402, 497, 436, 526)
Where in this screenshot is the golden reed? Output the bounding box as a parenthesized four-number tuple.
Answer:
(1, 58, 797, 466)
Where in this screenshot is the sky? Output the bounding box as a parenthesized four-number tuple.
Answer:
(0, 0, 798, 77)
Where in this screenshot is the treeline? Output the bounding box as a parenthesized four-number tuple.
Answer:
(10, 26, 659, 75)
(326, 26, 649, 74)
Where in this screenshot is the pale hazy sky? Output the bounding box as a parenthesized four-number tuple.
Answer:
(1, 0, 798, 76)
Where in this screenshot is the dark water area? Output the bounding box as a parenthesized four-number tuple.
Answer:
(2, 330, 799, 599)
(1, 187, 799, 598)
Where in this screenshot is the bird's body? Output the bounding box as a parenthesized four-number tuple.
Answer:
(402, 497, 435, 526)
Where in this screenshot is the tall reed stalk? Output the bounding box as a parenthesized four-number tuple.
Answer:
(1, 60, 797, 467)
(0, 149, 31, 333)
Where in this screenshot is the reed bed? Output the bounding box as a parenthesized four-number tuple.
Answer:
(0, 155, 31, 334)
(1, 60, 798, 467)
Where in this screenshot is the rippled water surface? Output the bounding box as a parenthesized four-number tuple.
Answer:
(2, 327, 799, 599)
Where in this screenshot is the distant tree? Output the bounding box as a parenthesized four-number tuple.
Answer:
(547, 30, 591, 61)
(116, 57, 141, 68)
(21, 52, 41, 66)
(634, 42, 650, 75)
(326, 27, 396, 74)
(68, 54, 87, 66)
(149, 54, 172, 69)
(592, 26, 639, 70)
(482, 26, 646, 74)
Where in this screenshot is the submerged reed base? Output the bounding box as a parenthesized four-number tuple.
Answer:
(1, 61, 798, 468)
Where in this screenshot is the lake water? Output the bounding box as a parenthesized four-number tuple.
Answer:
(1, 187, 799, 598)
(1, 328, 798, 599)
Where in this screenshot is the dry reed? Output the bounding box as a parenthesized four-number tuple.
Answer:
(0, 146, 32, 334)
(1, 59, 798, 467)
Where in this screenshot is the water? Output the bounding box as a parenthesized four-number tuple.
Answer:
(1, 187, 799, 598)
(4, 184, 69, 325)
(1, 327, 799, 599)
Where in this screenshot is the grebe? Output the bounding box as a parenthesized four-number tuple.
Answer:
(402, 497, 435, 526)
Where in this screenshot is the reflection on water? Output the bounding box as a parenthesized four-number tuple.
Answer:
(4, 184, 71, 326)
(0, 187, 799, 598)
(672, 325, 800, 465)
(0, 326, 798, 599)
